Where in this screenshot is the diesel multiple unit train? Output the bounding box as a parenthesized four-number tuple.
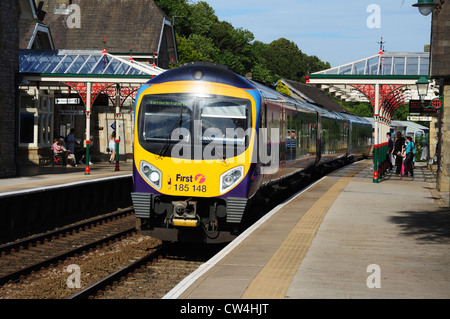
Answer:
(131, 62, 372, 243)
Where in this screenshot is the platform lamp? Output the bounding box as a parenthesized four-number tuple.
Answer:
(412, 0, 438, 16)
(416, 76, 430, 98)
(415, 76, 443, 108)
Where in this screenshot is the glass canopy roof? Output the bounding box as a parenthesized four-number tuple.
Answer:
(19, 49, 164, 76)
(313, 52, 430, 76)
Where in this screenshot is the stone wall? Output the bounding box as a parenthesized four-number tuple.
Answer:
(430, 1, 450, 192)
(430, 2, 450, 78)
(0, 0, 19, 178)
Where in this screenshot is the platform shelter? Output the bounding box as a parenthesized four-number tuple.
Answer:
(19, 49, 164, 174)
(309, 51, 438, 183)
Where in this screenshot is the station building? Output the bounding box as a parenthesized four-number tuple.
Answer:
(0, 0, 20, 178)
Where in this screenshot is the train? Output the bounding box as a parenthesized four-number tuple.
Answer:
(131, 62, 372, 243)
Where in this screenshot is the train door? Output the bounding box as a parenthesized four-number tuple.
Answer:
(347, 118, 353, 156)
(260, 101, 279, 178)
(315, 112, 322, 165)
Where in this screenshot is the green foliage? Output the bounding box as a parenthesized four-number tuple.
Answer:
(391, 104, 409, 121)
(343, 102, 373, 117)
(262, 38, 305, 82)
(176, 34, 211, 63)
(155, 0, 330, 81)
(276, 80, 291, 96)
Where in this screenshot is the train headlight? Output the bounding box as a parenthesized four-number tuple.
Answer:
(150, 171, 160, 183)
(220, 166, 244, 193)
(140, 160, 162, 190)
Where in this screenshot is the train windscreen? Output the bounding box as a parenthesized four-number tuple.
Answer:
(138, 93, 252, 160)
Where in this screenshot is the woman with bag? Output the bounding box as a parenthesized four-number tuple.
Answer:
(393, 131, 405, 175)
(400, 145, 406, 178)
(404, 136, 416, 177)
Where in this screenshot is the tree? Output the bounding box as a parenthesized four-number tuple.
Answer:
(251, 62, 275, 83)
(176, 35, 209, 64)
(328, 95, 373, 117)
(262, 38, 306, 82)
(188, 1, 218, 37)
(155, 1, 331, 80)
(391, 104, 409, 121)
(186, 34, 219, 62)
(155, 0, 191, 36)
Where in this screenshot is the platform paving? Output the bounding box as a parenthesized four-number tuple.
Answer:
(168, 161, 450, 299)
(287, 162, 450, 299)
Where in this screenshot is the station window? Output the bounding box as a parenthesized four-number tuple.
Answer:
(19, 90, 54, 147)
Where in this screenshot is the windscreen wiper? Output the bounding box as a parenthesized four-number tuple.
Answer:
(159, 105, 185, 157)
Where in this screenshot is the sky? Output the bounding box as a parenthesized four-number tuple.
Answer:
(206, 0, 433, 68)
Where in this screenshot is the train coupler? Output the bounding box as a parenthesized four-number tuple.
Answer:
(171, 199, 198, 227)
(172, 218, 198, 227)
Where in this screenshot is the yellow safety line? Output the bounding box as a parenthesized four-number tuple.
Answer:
(242, 163, 368, 299)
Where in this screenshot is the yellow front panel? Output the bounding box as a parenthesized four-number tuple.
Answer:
(134, 81, 256, 197)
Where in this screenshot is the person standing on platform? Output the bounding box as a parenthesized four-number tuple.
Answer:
(109, 131, 116, 164)
(393, 131, 405, 175)
(404, 136, 416, 177)
(65, 128, 77, 154)
(386, 132, 394, 171)
(420, 137, 428, 161)
(434, 135, 440, 162)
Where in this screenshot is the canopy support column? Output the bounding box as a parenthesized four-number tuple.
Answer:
(85, 82, 92, 175)
(115, 83, 121, 171)
(373, 83, 380, 183)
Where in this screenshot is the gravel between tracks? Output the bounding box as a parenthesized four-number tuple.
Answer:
(0, 234, 161, 299)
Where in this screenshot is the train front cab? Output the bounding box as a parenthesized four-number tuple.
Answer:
(131, 67, 261, 243)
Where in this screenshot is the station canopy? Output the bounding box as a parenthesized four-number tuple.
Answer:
(18, 49, 166, 175)
(314, 52, 429, 77)
(309, 52, 434, 104)
(19, 49, 164, 87)
(19, 49, 165, 109)
(363, 117, 429, 137)
(309, 51, 436, 183)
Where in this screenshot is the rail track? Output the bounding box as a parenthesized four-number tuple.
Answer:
(0, 205, 224, 299)
(70, 242, 225, 299)
(0, 208, 140, 295)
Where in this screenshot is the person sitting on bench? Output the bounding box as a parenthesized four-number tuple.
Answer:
(51, 138, 69, 167)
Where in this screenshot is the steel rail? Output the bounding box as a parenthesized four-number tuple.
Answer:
(0, 227, 136, 286)
(0, 207, 134, 256)
(67, 242, 171, 299)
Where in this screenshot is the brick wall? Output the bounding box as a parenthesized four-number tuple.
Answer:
(0, 0, 19, 178)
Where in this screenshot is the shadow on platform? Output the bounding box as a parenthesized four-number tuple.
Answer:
(390, 208, 450, 244)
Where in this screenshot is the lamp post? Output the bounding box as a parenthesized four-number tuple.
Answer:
(412, 0, 438, 16)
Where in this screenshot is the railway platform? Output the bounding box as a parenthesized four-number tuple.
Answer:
(164, 160, 450, 299)
(0, 161, 133, 244)
(0, 161, 132, 196)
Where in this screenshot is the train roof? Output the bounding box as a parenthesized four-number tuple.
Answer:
(147, 62, 255, 89)
(146, 63, 368, 124)
(341, 113, 372, 125)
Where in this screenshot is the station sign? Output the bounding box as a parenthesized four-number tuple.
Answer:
(407, 115, 432, 122)
(56, 98, 80, 104)
(59, 110, 84, 116)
